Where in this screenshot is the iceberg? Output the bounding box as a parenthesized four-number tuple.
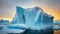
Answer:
(10, 6, 54, 34)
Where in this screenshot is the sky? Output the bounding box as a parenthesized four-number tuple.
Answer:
(0, 0, 60, 21)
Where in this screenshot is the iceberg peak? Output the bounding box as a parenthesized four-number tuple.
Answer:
(33, 6, 41, 10)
